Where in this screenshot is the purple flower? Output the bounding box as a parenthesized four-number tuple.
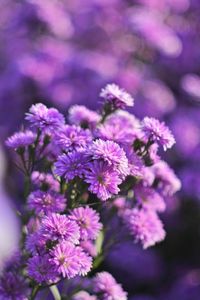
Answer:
(27, 217, 41, 234)
(54, 150, 88, 181)
(84, 161, 122, 201)
(100, 83, 134, 109)
(124, 146, 144, 178)
(142, 117, 175, 151)
(96, 123, 136, 146)
(5, 130, 36, 149)
(134, 184, 166, 212)
(68, 105, 101, 128)
(88, 139, 130, 178)
(31, 171, 60, 192)
(96, 111, 141, 145)
(25, 231, 46, 255)
(73, 291, 97, 300)
(55, 125, 92, 151)
(0, 272, 28, 300)
(123, 208, 166, 249)
(27, 254, 58, 283)
(152, 161, 181, 196)
(50, 241, 80, 279)
(70, 206, 102, 241)
(93, 271, 127, 300)
(107, 110, 140, 129)
(3, 251, 22, 271)
(75, 246, 92, 276)
(25, 103, 65, 134)
(27, 190, 66, 214)
(80, 240, 97, 257)
(41, 213, 80, 244)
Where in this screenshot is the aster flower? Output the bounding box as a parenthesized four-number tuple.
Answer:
(123, 208, 166, 249)
(25, 103, 65, 134)
(31, 171, 60, 192)
(96, 123, 136, 145)
(3, 251, 22, 271)
(68, 105, 101, 128)
(134, 184, 166, 212)
(151, 161, 181, 196)
(55, 125, 92, 151)
(124, 146, 144, 178)
(113, 197, 127, 211)
(41, 213, 80, 244)
(142, 117, 175, 151)
(0, 272, 28, 300)
(87, 139, 130, 178)
(6, 130, 36, 149)
(27, 254, 58, 284)
(108, 110, 140, 129)
(93, 271, 127, 300)
(54, 150, 88, 181)
(75, 246, 92, 276)
(96, 111, 141, 145)
(148, 143, 160, 163)
(27, 217, 41, 234)
(70, 206, 102, 240)
(80, 240, 97, 257)
(100, 83, 134, 109)
(73, 291, 97, 300)
(27, 190, 66, 214)
(141, 167, 155, 187)
(84, 161, 122, 201)
(50, 241, 80, 279)
(25, 231, 46, 255)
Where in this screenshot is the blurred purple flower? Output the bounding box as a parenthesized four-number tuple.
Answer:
(142, 117, 175, 151)
(6, 130, 36, 149)
(100, 83, 134, 109)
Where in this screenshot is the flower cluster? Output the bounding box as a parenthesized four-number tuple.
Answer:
(2, 85, 180, 299)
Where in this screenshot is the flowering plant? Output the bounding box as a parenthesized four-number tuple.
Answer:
(2, 84, 180, 299)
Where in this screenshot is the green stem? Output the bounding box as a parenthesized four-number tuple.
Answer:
(50, 285, 61, 300)
(24, 175, 31, 198)
(29, 285, 40, 300)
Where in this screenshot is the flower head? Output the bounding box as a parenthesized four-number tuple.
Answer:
(124, 146, 144, 178)
(31, 171, 60, 192)
(55, 125, 92, 151)
(27, 190, 66, 214)
(6, 130, 36, 149)
(73, 291, 97, 300)
(123, 208, 166, 249)
(142, 117, 175, 151)
(70, 207, 102, 241)
(80, 240, 97, 257)
(54, 150, 88, 181)
(27, 254, 58, 284)
(93, 271, 127, 300)
(100, 83, 134, 109)
(68, 105, 100, 128)
(88, 139, 130, 178)
(96, 111, 140, 145)
(25, 231, 46, 255)
(84, 161, 122, 201)
(0, 272, 28, 300)
(25, 103, 65, 134)
(75, 246, 92, 276)
(50, 242, 87, 279)
(151, 161, 181, 196)
(41, 213, 80, 244)
(134, 184, 166, 212)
